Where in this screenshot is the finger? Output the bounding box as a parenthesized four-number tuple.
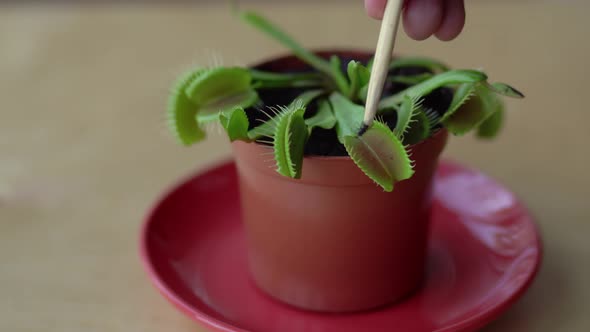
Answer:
(403, 0, 444, 41)
(435, 0, 465, 41)
(365, 0, 388, 19)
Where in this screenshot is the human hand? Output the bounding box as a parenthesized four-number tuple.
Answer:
(364, 0, 465, 41)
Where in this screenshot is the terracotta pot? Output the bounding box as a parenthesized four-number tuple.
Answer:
(232, 51, 449, 313)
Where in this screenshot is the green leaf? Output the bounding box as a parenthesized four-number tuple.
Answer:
(330, 56, 342, 75)
(393, 95, 421, 139)
(379, 69, 488, 110)
(306, 99, 336, 131)
(185, 67, 259, 116)
(250, 69, 325, 89)
(167, 68, 207, 145)
(329, 92, 365, 143)
(440, 83, 477, 122)
(219, 107, 250, 142)
(344, 121, 414, 192)
(390, 72, 433, 85)
(403, 110, 431, 145)
(443, 84, 502, 135)
(239, 11, 349, 94)
(347, 61, 371, 101)
(487, 82, 525, 98)
(477, 107, 505, 139)
(291, 89, 325, 106)
(247, 90, 323, 140)
(390, 57, 450, 73)
(273, 107, 308, 179)
(250, 69, 321, 82)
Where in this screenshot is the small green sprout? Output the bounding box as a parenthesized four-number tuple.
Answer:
(166, 9, 524, 191)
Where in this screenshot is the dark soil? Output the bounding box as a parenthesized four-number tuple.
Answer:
(246, 86, 318, 131)
(304, 127, 348, 156)
(246, 60, 452, 157)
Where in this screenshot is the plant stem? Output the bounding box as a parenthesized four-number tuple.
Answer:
(253, 80, 327, 89)
(250, 70, 322, 82)
(240, 11, 350, 95)
(378, 69, 488, 110)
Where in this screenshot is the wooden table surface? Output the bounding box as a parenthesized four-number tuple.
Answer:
(1, 1, 589, 331)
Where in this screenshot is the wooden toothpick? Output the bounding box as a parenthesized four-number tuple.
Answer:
(359, 0, 404, 136)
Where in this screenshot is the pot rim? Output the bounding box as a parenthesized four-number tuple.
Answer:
(244, 128, 448, 162)
(232, 129, 448, 187)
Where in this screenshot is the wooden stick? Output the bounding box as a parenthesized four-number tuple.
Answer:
(359, 0, 404, 135)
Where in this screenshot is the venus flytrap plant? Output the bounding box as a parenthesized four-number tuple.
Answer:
(167, 9, 524, 191)
(250, 70, 326, 89)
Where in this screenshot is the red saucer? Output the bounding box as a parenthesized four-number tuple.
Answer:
(140, 160, 542, 332)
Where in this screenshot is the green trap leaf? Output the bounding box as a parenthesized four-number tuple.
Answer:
(441, 82, 477, 123)
(273, 106, 308, 179)
(344, 121, 414, 192)
(443, 84, 502, 135)
(185, 67, 259, 116)
(167, 68, 207, 145)
(219, 107, 250, 142)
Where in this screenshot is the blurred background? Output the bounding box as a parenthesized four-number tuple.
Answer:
(1, 1, 589, 331)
